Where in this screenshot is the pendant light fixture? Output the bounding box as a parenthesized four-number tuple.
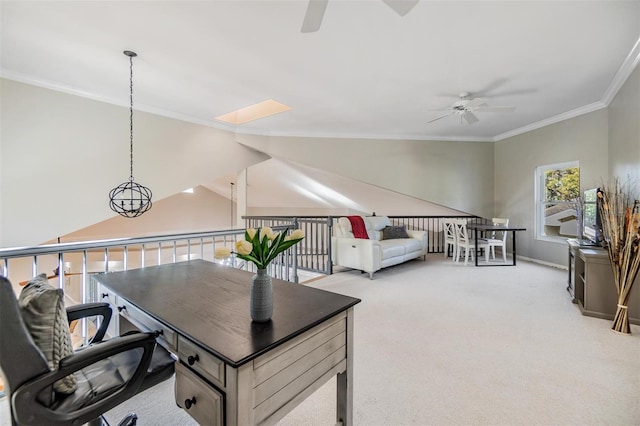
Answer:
(109, 50, 152, 218)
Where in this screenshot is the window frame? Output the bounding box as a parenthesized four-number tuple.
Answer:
(534, 161, 580, 243)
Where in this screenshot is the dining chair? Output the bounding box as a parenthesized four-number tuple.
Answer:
(442, 219, 458, 259)
(453, 219, 489, 266)
(479, 217, 509, 263)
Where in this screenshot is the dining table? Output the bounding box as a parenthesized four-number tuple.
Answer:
(466, 223, 527, 266)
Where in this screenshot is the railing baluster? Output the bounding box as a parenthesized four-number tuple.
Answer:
(32, 255, 37, 278)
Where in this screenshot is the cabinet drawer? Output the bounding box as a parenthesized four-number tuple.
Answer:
(175, 362, 223, 426)
(177, 335, 225, 388)
(118, 299, 177, 351)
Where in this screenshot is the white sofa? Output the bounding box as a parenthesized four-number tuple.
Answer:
(331, 215, 428, 279)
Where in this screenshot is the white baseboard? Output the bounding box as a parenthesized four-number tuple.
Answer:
(516, 255, 567, 270)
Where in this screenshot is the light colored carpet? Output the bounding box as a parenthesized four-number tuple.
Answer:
(2, 255, 639, 425)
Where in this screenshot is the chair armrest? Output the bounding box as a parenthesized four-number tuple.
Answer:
(12, 332, 157, 426)
(67, 302, 112, 344)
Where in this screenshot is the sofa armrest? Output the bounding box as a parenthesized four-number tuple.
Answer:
(331, 237, 382, 275)
(406, 229, 428, 253)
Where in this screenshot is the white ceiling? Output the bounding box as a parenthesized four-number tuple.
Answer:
(2, 0, 639, 142)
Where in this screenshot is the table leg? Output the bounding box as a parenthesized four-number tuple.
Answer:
(337, 307, 354, 426)
(512, 231, 517, 266)
(474, 227, 478, 266)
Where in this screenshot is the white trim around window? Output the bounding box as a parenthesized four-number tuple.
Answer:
(534, 161, 580, 243)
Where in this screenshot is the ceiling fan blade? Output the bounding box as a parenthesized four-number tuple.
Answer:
(465, 98, 488, 108)
(476, 106, 516, 113)
(426, 112, 453, 123)
(382, 0, 419, 16)
(301, 0, 329, 33)
(463, 112, 479, 125)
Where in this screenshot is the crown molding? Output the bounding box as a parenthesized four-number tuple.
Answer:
(493, 101, 607, 142)
(495, 35, 640, 142)
(601, 36, 640, 105)
(232, 127, 494, 143)
(0, 69, 240, 133)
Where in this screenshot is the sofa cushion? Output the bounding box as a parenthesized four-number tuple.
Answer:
(367, 216, 391, 231)
(379, 240, 406, 258)
(19, 274, 77, 394)
(382, 225, 410, 240)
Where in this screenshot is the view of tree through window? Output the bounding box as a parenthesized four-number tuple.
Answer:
(536, 163, 580, 240)
(545, 168, 580, 202)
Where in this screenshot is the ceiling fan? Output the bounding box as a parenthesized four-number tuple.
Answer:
(427, 92, 516, 125)
(301, 0, 419, 33)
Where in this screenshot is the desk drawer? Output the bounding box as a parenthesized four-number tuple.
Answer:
(175, 362, 223, 426)
(118, 300, 177, 352)
(177, 335, 225, 388)
(98, 285, 118, 307)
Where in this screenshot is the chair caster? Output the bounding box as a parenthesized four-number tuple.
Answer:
(117, 413, 138, 426)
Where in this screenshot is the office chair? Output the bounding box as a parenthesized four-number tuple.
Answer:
(0, 276, 175, 426)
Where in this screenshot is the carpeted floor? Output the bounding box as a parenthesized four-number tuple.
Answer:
(3, 254, 639, 425)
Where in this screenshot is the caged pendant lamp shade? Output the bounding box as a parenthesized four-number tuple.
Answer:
(109, 50, 152, 218)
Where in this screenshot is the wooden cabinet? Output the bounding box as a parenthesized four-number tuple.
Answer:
(568, 240, 640, 325)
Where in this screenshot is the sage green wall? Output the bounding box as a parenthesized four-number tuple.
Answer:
(235, 134, 496, 219)
(608, 66, 640, 192)
(0, 79, 269, 247)
(494, 110, 609, 266)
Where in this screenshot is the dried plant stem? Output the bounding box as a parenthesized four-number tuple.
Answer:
(597, 178, 640, 334)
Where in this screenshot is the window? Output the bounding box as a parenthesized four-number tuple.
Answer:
(535, 162, 580, 241)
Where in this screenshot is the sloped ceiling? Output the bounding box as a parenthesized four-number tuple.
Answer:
(204, 158, 466, 215)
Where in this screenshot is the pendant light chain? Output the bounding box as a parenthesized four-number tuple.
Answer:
(129, 54, 135, 182)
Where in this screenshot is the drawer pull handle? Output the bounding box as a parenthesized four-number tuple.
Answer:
(117, 306, 126, 312)
(184, 397, 196, 409)
(187, 354, 199, 366)
(101, 293, 108, 299)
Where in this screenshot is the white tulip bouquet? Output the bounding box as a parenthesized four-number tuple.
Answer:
(216, 227, 304, 270)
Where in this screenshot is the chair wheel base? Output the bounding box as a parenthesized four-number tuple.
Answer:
(117, 413, 138, 426)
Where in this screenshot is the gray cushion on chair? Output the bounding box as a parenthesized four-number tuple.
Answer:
(18, 274, 77, 394)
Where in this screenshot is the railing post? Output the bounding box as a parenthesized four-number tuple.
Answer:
(292, 218, 299, 284)
(327, 216, 333, 275)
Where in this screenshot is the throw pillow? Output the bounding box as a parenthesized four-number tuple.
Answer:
(18, 273, 77, 394)
(382, 225, 410, 240)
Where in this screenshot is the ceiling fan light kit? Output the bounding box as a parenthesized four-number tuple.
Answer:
(108, 50, 153, 218)
(427, 91, 516, 125)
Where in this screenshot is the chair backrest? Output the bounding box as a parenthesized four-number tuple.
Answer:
(453, 219, 470, 244)
(491, 217, 510, 241)
(0, 277, 51, 409)
(443, 219, 457, 242)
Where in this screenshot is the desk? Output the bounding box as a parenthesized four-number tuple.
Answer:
(467, 223, 526, 267)
(94, 260, 361, 426)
